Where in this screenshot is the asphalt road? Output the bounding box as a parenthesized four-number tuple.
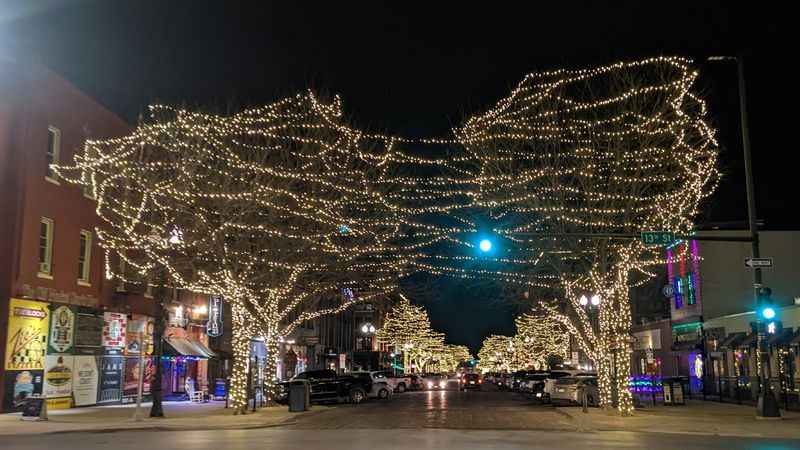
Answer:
(3, 381, 798, 450)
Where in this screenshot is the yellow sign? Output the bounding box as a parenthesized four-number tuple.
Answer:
(5, 299, 49, 371)
(46, 397, 72, 410)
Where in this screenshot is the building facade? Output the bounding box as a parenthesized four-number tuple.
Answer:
(0, 57, 229, 411)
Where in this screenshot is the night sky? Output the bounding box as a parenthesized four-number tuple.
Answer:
(0, 1, 788, 353)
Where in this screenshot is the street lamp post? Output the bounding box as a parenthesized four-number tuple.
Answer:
(708, 55, 780, 418)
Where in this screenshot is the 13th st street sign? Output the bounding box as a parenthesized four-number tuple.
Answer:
(744, 257, 773, 268)
(641, 231, 675, 246)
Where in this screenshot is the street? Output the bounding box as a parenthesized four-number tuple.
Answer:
(2, 382, 799, 449)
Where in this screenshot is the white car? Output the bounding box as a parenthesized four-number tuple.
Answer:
(542, 370, 595, 402)
(550, 376, 599, 406)
(350, 371, 394, 400)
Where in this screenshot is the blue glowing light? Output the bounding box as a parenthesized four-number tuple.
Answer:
(761, 307, 776, 320)
(479, 239, 492, 252)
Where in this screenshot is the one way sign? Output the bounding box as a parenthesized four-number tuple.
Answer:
(744, 257, 773, 268)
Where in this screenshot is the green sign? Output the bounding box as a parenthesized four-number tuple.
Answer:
(640, 231, 675, 246)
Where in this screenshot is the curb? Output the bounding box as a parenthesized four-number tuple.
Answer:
(0, 411, 322, 437)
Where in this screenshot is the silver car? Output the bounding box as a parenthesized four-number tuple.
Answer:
(550, 376, 599, 406)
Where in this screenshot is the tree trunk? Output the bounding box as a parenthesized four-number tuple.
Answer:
(264, 337, 279, 406)
(229, 302, 251, 414)
(149, 297, 166, 417)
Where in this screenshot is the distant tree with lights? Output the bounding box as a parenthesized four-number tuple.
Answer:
(55, 93, 403, 413)
(514, 312, 569, 369)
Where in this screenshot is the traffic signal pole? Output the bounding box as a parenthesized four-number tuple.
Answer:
(735, 56, 780, 418)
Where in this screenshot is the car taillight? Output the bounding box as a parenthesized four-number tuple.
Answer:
(478, 379, 482, 384)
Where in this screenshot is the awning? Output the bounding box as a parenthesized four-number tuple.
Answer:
(719, 332, 747, 349)
(164, 336, 217, 358)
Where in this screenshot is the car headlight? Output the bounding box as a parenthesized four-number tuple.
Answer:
(427, 382, 433, 388)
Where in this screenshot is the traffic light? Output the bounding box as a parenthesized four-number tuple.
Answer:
(757, 287, 777, 320)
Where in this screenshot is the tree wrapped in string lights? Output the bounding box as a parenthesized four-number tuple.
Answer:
(55, 92, 403, 413)
(457, 57, 720, 414)
(514, 312, 570, 369)
(376, 294, 456, 372)
(477, 335, 523, 373)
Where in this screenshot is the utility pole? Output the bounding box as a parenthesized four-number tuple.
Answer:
(709, 54, 780, 418)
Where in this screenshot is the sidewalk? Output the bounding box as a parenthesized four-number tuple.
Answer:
(0, 401, 321, 436)
(556, 400, 800, 439)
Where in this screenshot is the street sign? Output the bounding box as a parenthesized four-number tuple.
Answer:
(640, 231, 675, 246)
(744, 257, 773, 268)
(661, 284, 675, 298)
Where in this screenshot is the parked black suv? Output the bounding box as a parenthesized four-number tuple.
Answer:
(276, 369, 372, 405)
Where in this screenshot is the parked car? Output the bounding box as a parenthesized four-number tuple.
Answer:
(385, 372, 413, 393)
(519, 373, 550, 397)
(275, 369, 372, 405)
(351, 371, 394, 400)
(542, 370, 595, 402)
(423, 373, 448, 390)
(550, 376, 599, 406)
(459, 372, 482, 391)
(408, 374, 423, 391)
(511, 370, 535, 391)
(495, 373, 512, 390)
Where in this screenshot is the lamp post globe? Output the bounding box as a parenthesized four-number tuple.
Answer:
(479, 239, 492, 252)
(579, 295, 589, 306)
(590, 295, 601, 306)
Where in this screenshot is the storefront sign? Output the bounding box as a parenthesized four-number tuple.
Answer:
(44, 355, 73, 398)
(102, 312, 127, 349)
(207, 296, 223, 338)
(48, 305, 75, 354)
(3, 370, 43, 412)
(5, 299, 49, 371)
(72, 356, 99, 406)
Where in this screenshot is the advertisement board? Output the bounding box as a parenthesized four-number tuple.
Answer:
(48, 305, 75, 354)
(72, 356, 99, 406)
(97, 355, 123, 403)
(75, 313, 103, 351)
(44, 354, 74, 399)
(3, 370, 44, 412)
(102, 312, 127, 349)
(5, 299, 49, 371)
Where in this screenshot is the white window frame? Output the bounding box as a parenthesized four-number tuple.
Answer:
(78, 229, 92, 286)
(45, 126, 61, 185)
(38, 217, 54, 279)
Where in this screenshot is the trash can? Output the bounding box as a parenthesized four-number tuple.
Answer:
(288, 380, 310, 412)
(663, 378, 685, 406)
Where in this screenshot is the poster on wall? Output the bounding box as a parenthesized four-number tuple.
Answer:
(72, 356, 99, 406)
(5, 299, 49, 371)
(122, 357, 154, 399)
(126, 318, 154, 355)
(2, 370, 44, 412)
(75, 313, 103, 351)
(44, 354, 74, 398)
(48, 305, 75, 354)
(102, 312, 127, 349)
(97, 356, 123, 404)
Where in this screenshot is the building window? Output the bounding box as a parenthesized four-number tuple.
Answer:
(46, 126, 61, 183)
(38, 218, 54, 278)
(78, 230, 92, 285)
